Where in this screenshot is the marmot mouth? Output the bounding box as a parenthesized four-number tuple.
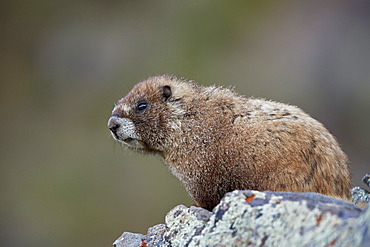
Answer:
(114, 135, 134, 145)
(110, 131, 120, 141)
(108, 116, 138, 145)
(116, 136, 146, 150)
(123, 137, 133, 143)
(110, 131, 134, 145)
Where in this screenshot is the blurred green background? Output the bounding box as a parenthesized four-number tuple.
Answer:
(1, 1, 370, 246)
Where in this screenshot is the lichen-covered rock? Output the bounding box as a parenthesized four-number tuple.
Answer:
(362, 173, 370, 188)
(163, 205, 212, 246)
(351, 174, 370, 204)
(351, 186, 370, 204)
(113, 190, 369, 247)
(113, 232, 142, 247)
(192, 190, 365, 247)
(143, 224, 166, 247)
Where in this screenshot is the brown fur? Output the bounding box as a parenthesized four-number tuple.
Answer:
(108, 75, 352, 210)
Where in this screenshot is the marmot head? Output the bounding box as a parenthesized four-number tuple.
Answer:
(107, 75, 197, 155)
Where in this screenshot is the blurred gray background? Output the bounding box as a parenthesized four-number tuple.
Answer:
(1, 1, 369, 246)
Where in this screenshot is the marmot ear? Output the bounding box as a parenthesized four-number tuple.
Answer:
(161, 85, 172, 101)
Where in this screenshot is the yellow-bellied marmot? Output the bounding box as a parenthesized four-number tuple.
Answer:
(108, 75, 351, 210)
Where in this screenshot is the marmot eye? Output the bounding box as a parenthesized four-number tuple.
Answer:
(136, 102, 148, 112)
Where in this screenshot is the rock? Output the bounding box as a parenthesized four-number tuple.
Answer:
(113, 224, 166, 247)
(143, 224, 166, 247)
(363, 173, 370, 188)
(351, 173, 370, 204)
(351, 187, 370, 204)
(113, 232, 142, 247)
(113, 190, 369, 247)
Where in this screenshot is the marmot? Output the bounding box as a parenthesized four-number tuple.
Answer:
(108, 75, 351, 210)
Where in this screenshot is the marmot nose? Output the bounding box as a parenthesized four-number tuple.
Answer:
(108, 116, 120, 134)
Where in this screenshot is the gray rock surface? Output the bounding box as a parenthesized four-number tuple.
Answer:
(113, 190, 369, 247)
(351, 173, 370, 204)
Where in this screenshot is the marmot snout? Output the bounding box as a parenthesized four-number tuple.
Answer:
(108, 75, 351, 210)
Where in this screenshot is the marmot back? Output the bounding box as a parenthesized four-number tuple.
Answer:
(108, 75, 351, 210)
